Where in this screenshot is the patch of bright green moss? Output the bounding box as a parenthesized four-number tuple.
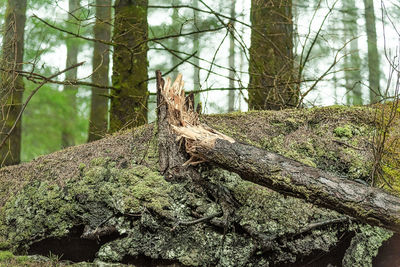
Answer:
(0, 250, 14, 261)
(334, 125, 353, 138)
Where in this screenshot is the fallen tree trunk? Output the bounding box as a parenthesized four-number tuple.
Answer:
(158, 72, 400, 233)
(192, 137, 400, 232)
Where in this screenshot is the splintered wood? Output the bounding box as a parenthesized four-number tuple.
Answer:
(161, 74, 235, 166)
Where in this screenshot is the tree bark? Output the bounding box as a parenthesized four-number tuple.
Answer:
(192, 0, 200, 106)
(363, 0, 381, 104)
(156, 71, 199, 181)
(0, 0, 27, 167)
(88, 0, 111, 142)
(171, 0, 180, 79)
(61, 0, 81, 148)
(342, 0, 363, 105)
(248, 0, 297, 110)
(228, 0, 236, 112)
(110, 0, 148, 132)
(160, 73, 400, 233)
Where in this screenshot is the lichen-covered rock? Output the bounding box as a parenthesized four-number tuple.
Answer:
(1, 158, 173, 253)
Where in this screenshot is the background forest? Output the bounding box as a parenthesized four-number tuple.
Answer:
(0, 0, 399, 165)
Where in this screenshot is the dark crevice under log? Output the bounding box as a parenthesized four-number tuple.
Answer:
(28, 224, 122, 262)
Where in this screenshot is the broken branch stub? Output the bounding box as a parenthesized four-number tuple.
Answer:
(158, 73, 400, 233)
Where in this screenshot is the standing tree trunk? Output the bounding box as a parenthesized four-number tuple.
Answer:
(363, 0, 381, 104)
(110, 0, 148, 132)
(248, 0, 296, 110)
(0, 0, 27, 167)
(61, 0, 81, 148)
(192, 0, 200, 106)
(88, 0, 111, 142)
(227, 0, 236, 112)
(171, 0, 180, 78)
(342, 0, 363, 106)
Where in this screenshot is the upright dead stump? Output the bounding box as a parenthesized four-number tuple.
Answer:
(156, 71, 238, 225)
(156, 71, 198, 180)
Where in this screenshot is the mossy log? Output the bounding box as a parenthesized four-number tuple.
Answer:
(0, 96, 398, 265)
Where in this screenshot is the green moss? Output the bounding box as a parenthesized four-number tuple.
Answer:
(200, 168, 349, 264)
(0, 105, 395, 265)
(0, 251, 63, 266)
(0, 251, 13, 261)
(334, 125, 353, 138)
(0, 242, 10, 251)
(78, 163, 86, 171)
(0, 158, 172, 252)
(203, 105, 375, 181)
(90, 157, 109, 166)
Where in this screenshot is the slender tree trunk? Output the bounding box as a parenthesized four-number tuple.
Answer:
(88, 0, 111, 142)
(248, 0, 296, 110)
(0, 0, 27, 167)
(110, 0, 148, 132)
(171, 0, 180, 78)
(363, 0, 381, 104)
(192, 0, 200, 106)
(238, 19, 245, 111)
(333, 65, 338, 105)
(342, 0, 363, 106)
(227, 0, 236, 112)
(61, 0, 81, 148)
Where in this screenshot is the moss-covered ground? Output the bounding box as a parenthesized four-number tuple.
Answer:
(0, 105, 397, 266)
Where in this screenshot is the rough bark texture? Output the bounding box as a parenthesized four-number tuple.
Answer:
(248, 0, 297, 110)
(0, 104, 397, 266)
(363, 0, 381, 104)
(88, 0, 111, 142)
(0, 0, 27, 167)
(110, 0, 148, 132)
(61, 0, 81, 148)
(156, 71, 189, 179)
